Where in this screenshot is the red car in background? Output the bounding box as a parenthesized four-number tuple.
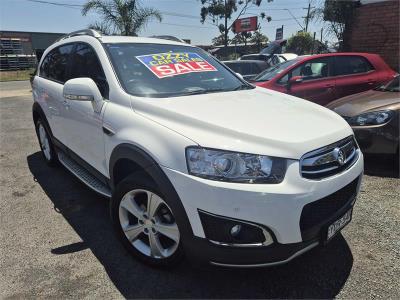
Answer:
(252, 53, 397, 106)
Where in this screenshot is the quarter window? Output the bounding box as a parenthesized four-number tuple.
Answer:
(40, 44, 73, 83)
(69, 43, 108, 98)
(334, 56, 374, 76)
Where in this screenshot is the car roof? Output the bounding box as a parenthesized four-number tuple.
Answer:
(100, 36, 193, 47)
(223, 60, 267, 64)
(296, 52, 378, 62)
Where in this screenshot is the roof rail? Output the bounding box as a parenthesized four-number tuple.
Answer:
(54, 29, 102, 43)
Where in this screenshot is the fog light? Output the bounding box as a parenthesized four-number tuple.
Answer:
(230, 224, 242, 237)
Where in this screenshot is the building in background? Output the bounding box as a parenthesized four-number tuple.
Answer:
(346, 0, 399, 71)
(0, 31, 64, 71)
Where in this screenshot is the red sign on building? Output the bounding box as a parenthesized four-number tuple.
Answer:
(233, 16, 258, 33)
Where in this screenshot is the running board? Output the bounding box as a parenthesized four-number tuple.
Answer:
(57, 151, 111, 198)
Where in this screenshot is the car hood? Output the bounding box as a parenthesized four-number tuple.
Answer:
(327, 89, 400, 117)
(131, 87, 353, 159)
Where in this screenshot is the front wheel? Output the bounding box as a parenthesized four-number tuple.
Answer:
(35, 119, 58, 166)
(111, 173, 183, 267)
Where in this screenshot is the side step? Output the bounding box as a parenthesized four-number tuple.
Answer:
(57, 151, 111, 198)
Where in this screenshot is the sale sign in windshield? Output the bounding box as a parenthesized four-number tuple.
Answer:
(136, 52, 217, 78)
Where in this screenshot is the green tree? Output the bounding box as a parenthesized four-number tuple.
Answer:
(200, 0, 272, 50)
(249, 30, 268, 50)
(231, 32, 252, 46)
(82, 0, 162, 36)
(311, 0, 357, 50)
(286, 31, 314, 55)
(212, 34, 230, 46)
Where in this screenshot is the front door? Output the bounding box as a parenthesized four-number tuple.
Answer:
(61, 43, 109, 176)
(288, 57, 336, 106)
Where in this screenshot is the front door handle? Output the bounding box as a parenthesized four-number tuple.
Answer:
(62, 100, 70, 108)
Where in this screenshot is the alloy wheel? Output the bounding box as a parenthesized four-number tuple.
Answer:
(118, 189, 180, 259)
(38, 123, 51, 161)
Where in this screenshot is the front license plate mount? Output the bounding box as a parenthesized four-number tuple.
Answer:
(326, 208, 353, 242)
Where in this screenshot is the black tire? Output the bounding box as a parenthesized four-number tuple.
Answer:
(34, 118, 58, 166)
(110, 171, 184, 268)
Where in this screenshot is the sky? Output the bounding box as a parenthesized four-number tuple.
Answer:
(0, 0, 328, 45)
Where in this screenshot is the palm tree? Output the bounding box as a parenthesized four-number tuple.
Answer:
(82, 0, 162, 36)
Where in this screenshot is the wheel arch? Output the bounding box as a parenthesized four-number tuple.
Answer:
(109, 143, 194, 238)
(32, 102, 54, 137)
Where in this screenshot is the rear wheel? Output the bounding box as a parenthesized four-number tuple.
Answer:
(35, 119, 58, 166)
(111, 173, 183, 267)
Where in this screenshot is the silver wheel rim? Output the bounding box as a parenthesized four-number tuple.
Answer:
(119, 189, 180, 259)
(38, 124, 51, 161)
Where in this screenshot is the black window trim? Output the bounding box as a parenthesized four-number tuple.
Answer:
(332, 55, 375, 77)
(39, 41, 109, 99)
(38, 42, 75, 85)
(276, 56, 335, 85)
(69, 41, 110, 99)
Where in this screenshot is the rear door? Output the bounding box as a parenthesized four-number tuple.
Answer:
(36, 44, 74, 144)
(284, 57, 336, 105)
(333, 55, 377, 99)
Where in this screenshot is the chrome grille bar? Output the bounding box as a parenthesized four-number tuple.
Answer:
(300, 136, 359, 180)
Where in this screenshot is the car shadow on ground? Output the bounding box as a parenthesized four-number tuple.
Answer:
(27, 151, 353, 299)
(364, 154, 399, 178)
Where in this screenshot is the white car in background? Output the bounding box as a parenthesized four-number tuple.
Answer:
(239, 53, 298, 66)
(31, 29, 363, 268)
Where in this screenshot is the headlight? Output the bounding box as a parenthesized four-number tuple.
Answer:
(348, 110, 393, 126)
(186, 147, 287, 183)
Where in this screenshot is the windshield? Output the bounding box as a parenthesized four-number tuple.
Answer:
(375, 76, 400, 92)
(105, 43, 252, 97)
(259, 40, 286, 55)
(253, 58, 300, 82)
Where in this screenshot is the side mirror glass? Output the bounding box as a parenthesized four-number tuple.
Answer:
(63, 78, 102, 102)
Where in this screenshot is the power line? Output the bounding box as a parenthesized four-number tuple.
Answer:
(25, 0, 82, 9)
(159, 22, 214, 29)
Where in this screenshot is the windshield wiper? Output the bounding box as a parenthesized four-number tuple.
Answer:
(179, 88, 228, 96)
(232, 83, 254, 91)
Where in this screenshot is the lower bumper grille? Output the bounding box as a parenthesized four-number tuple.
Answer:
(300, 176, 360, 240)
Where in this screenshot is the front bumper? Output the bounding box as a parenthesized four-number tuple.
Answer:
(162, 152, 363, 266)
(353, 124, 399, 155)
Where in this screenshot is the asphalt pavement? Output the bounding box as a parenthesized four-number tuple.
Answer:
(0, 81, 399, 299)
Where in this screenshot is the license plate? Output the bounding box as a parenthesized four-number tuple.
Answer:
(327, 208, 352, 241)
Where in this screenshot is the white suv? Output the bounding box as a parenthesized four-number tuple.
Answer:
(32, 30, 363, 268)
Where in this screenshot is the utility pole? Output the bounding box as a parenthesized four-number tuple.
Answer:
(224, 0, 228, 51)
(303, 2, 315, 33)
(312, 31, 316, 54)
(320, 27, 323, 42)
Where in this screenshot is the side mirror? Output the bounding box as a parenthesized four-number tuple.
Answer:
(63, 78, 102, 103)
(235, 72, 244, 80)
(289, 76, 304, 85)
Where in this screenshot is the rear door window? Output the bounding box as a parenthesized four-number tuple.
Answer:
(40, 44, 74, 83)
(69, 43, 108, 98)
(334, 56, 374, 76)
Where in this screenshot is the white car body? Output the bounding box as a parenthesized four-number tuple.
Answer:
(32, 32, 363, 267)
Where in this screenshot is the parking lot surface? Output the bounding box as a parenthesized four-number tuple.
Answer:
(0, 81, 399, 299)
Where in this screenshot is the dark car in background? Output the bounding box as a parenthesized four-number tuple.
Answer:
(223, 60, 269, 81)
(327, 75, 399, 157)
(252, 53, 397, 106)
